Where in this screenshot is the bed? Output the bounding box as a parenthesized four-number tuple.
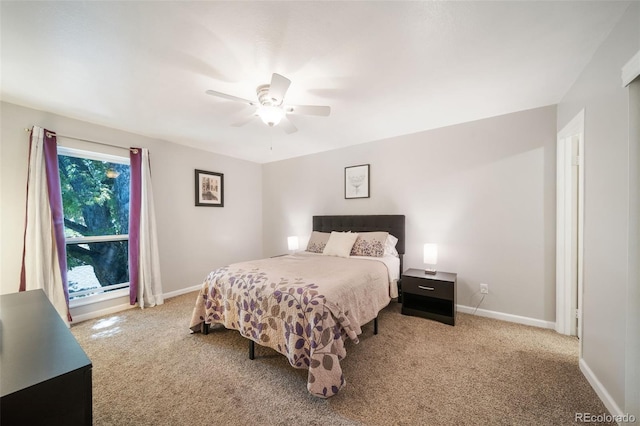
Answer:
(189, 215, 405, 397)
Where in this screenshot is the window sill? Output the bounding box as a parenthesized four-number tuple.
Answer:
(69, 287, 129, 308)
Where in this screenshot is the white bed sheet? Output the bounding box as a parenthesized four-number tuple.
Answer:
(301, 251, 400, 298)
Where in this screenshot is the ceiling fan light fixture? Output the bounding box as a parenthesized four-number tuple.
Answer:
(258, 105, 285, 127)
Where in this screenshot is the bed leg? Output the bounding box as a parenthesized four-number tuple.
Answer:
(202, 322, 209, 335)
(249, 340, 255, 360)
(374, 317, 379, 335)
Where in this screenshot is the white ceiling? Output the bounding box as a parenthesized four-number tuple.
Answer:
(1, 1, 630, 163)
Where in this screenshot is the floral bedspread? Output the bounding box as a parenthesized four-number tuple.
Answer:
(189, 252, 392, 398)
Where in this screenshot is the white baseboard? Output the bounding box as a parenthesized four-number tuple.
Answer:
(70, 284, 202, 324)
(71, 302, 136, 324)
(162, 284, 201, 299)
(457, 304, 556, 329)
(579, 358, 626, 423)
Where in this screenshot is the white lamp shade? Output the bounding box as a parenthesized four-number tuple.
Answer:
(423, 243, 438, 265)
(287, 236, 299, 251)
(258, 105, 285, 126)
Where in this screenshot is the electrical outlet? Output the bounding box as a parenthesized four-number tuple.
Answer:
(480, 283, 489, 294)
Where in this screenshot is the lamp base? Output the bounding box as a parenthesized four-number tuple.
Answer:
(424, 268, 437, 275)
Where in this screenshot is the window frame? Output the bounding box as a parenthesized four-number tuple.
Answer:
(57, 146, 131, 307)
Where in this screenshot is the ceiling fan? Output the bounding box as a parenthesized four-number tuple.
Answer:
(205, 73, 331, 134)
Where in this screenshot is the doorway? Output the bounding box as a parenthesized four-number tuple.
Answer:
(556, 110, 584, 339)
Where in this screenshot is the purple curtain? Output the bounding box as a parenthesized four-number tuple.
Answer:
(128, 148, 142, 305)
(20, 128, 71, 321)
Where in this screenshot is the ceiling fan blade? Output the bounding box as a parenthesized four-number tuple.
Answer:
(205, 89, 255, 105)
(279, 116, 297, 134)
(286, 105, 331, 116)
(230, 113, 258, 127)
(268, 73, 291, 104)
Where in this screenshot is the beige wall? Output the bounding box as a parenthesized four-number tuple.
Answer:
(0, 102, 263, 301)
(263, 105, 557, 323)
(557, 2, 639, 416)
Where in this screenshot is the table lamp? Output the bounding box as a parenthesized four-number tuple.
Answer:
(288, 236, 299, 252)
(424, 243, 438, 275)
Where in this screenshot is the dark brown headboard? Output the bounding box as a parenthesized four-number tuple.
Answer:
(312, 215, 405, 255)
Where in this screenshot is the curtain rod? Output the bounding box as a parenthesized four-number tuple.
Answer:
(24, 128, 138, 153)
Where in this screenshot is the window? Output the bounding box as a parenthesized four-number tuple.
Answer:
(58, 147, 130, 304)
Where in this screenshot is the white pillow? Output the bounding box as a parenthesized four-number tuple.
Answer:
(384, 234, 399, 257)
(322, 231, 359, 258)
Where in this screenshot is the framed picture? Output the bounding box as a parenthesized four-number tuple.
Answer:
(345, 164, 370, 199)
(195, 169, 224, 207)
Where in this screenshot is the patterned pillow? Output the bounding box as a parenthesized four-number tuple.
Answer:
(350, 231, 389, 257)
(306, 231, 330, 253)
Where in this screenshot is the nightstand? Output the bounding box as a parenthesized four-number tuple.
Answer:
(401, 269, 457, 326)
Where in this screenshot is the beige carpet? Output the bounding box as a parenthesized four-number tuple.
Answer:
(71, 292, 612, 425)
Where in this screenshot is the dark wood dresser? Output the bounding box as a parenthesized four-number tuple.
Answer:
(1, 289, 92, 425)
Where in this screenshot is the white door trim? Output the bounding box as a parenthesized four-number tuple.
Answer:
(556, 109, 585, 341)
(625, 75, 639, 423)
(622, 48, 640, 87)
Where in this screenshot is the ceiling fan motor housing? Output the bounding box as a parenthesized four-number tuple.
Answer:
(256, 84, 280, 107)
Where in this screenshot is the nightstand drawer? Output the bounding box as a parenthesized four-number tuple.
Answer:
(402, 276, 453, 300)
